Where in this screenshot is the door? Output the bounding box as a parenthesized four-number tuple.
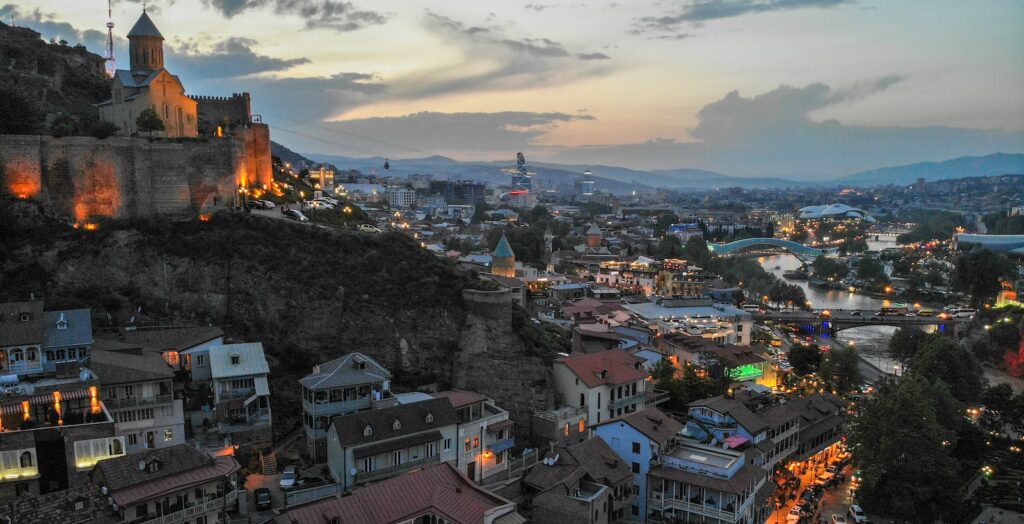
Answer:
(466, 461, 475, 481)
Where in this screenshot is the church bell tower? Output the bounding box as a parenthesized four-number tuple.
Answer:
(127, 8, 165, 74)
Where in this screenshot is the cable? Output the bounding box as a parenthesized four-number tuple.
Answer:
(261, 111, 437, 158)
(268, 125, 383, 157)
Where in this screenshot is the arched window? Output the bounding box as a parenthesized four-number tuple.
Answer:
(110, 438, 124, 455)
(20, 452, 33, 468)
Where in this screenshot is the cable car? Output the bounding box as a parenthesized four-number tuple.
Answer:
(383, 157, 390, 170)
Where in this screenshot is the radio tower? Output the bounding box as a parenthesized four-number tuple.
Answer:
(103, 0, 115, 77)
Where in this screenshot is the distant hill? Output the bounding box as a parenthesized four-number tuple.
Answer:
(838, 153, 1024, 186)
(0, 21, 109, 119)
(270, 140, 314, 166)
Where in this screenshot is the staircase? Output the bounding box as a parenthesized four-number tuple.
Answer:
(260, 451, 278, 475)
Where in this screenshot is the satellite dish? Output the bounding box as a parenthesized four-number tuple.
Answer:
(349, 467, 358, 476)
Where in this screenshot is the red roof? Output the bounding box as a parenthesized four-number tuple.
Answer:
(276, 463, 515, 524)
(557, 349, 647, 388)
(432, 389, 488, 409)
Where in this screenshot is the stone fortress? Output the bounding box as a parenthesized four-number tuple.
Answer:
(0, 9, 271, 221)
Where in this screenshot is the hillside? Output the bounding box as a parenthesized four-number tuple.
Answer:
(839, 153, 1024, 186)
(0, 201, 566, 431)
(0, 21, 109, 120)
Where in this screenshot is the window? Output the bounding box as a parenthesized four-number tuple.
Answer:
(392, 419, 402, 430)
(18, 452, 32, 468)
(363, 425, 373, 437)
(631, 462, 640, 474)
(579, 393, 585, 407)
(362, 457, 373, 472)
(632, 505, 639, 516)
(597, 392, 601, 409)
(443, 438, 452, 451)
(73, 437, 126, 470)
(473, 436, 480, 448)
(196, 354, 206, 366)
(632, 442, 641, 454)
(136, 504, 147, 519)
(563, 423, 570, 436)
(391, 451, 402, 466)
(127, 434, 138, 446)
(425, 413, 434, 423)
(230, 354, 240, 365)
(465, 439, 471, 452)
(164, 429, 174, 442)
(578, 419, 585, 433)
(495, 451, 504, 464)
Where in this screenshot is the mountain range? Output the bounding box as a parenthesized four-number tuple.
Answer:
(274, 143, 1024, 193)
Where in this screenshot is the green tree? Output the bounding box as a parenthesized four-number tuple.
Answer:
(910, 336, 984, 403)
(0, 86, 44, 135)
(683, 235, 710, 266)
(471, 202, 493, 224)
(819, 345, 862, 393)
(849, 376, 962, 522)
(87, 120, 120, 139)
(787, 343, 822, 375)
(887, 327, 929, 367)
(857, 256, 888, 283)
(950, 249, 1015, 307)
(655, 235, 683, 258)
(981, 383, 1014, 419)
(811, 255, 848, 281)
(991, 322, 1021, 354)
(136, 107, 165, 138)
(49, 112, 80, 138)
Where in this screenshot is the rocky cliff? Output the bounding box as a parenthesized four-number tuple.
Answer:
(0, 21, 110, 119)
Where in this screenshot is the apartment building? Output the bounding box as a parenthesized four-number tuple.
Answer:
(208, 343, 272, 448)
(110, 325, 224, 375)
(326, 397, 458, 490)
(90, 343, 186, 454)
(300, 352, 393, 461)
(593, 408, 684, 521)
(91, 443, 240, 524)
(553, 349, 653, 427)
(0, 301, 92, 377)
(432, 389, 515, 483)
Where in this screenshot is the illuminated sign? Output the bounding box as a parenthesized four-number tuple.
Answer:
(727, 363, 764, 382)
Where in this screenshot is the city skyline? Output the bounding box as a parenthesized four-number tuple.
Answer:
(5, 0, 1023, 178)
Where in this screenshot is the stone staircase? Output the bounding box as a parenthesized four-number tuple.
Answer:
(260, 451, 278, 475)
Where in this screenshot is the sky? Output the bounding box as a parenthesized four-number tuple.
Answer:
(4, 0, 1024, 179)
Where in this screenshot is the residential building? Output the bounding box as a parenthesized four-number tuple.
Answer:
(91, 444, 240, 524)
(90, 341, 186, 454)
(553, 349, 653, 426)
(300, 352, 393, 462)
(592, 408, 684, 520)
(658, 335, 770, 385)
(273, 462, 523, 524)
(386, 187, 416, 208)
(531, 405, 589, 449)
(433, 390, 515, 483)
(207, 343, 272, 448)
(326, 397, 458, 490)
(624, 299, 753, 346)
(0, 301, 93, 377)
(110, 326, 225, 376)
(523, 436, 634, 523)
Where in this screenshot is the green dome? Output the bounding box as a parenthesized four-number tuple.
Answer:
(493, 234, 515, 258)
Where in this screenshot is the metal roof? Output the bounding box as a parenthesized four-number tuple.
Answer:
(42, 309, 92, 349)
(208, 342, 269, 378)
(299, 352, 391, 390)
(492, 234, 515, 258)
(127, 10, 163, 38)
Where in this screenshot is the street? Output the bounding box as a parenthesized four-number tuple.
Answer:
(768, 462, 857, 524)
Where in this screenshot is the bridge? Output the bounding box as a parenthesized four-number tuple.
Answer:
(752, 309, 967, 336)
(707, 238, 828, 262)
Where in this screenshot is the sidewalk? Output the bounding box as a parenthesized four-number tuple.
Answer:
(768, 463, 855, 524)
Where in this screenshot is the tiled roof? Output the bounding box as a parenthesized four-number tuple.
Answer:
(431, 389, 487, 409)
(333, 397, 457, 449)
(600, 407, 683, 445)
(556, 349, 647, 388)
(93, 444, 215, 492)
(105, 455, 239, 507)
(689, 395, 769, 435)
(0, 301, 44, 346)
(42, 309, 92, 348)
(127, 10, 163, 38)
(104, 326, 223, 352)
(89, 344, 174, 385)
(274, 462, 517, 524)
(0, 480, 116, 524)
(299, 352, 391, 390)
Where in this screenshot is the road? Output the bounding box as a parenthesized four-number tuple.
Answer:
(767, 463, 858, 524)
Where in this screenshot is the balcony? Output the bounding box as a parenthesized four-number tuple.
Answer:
(646, 389, 671, 407)
(648, 496, 738, 521)
(104, 394, 174, 410)
(355, 455, 437, 483)
(137, 490, 238, 524)
(610, 392, 645, 410)
(6, 361, 43, 374)
(217, 387, 255, 401)
(488, 437, 515, 454)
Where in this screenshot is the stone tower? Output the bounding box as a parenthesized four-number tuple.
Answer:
(491, 234, 516, 278)
(586, 223, 603, 248)
(128, 9, 164, 74)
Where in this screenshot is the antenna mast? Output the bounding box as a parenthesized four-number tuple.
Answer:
(104, 0, 115, 77)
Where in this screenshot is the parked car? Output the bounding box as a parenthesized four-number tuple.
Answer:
(850, 311, 863, 316)
(284, 210, 309, 222)
(260, 199, 276, 209)
(847, 504, 869, 523)
(787, 505, 805, 522)
(831, 515, 848, 524)
(358, 223, 382, 233)
(280, 466, 297, 488)
(254, 487, 272, 510)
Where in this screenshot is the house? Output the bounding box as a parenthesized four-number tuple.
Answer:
(432, 390, 515, 483)
(523, 437, 634, 524)
(326, 397, 458, 490)
(273, 462, 523, 524)
(105, 325, 224, 374)
(592, 408, 684, 520)
(89, 340, 186, 454)
(91, 444, 240, 524)
(553, 349, 658, 426)
(300, 352, 393, 462)
(207, 343, 272, 448)
(531, 405, 590, 449)
(0, 301, 93, 377)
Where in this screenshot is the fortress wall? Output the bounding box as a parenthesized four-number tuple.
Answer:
(1, 133, 268, 220)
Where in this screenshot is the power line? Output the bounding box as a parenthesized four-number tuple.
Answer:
(260, 111, 437, 158)
(268, 124, 382, 157)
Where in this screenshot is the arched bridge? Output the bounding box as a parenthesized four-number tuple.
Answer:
(708, 238, 827, 261)
(752, 309, 967, 336)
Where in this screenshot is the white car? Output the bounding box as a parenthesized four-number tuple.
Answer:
(358, 224, 382, 233)
(280, 466, 297, 489)
(786, 505, 804, 522)
(260, 200, 276, 209)
(847, 504, 869, 523)
(831, 515, 847, 524)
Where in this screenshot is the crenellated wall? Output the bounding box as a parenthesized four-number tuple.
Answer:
(0, 127, 271, 220)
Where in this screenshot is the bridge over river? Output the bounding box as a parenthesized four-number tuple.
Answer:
(708, 238, 833, 262)
(752, 309, 968, 336)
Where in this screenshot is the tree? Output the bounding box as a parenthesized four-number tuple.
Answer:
(49, 112, 80, 138)
(887, 327, 929, 367)
(819, 345, 862, 393)
(136, 107, 165, 138)
(910, 336, 984, 403)
(849, 376, 962, 522)
(812, 255, 848, 281)
(991, 322, 1021, 354)
(857, 256, 888, 283)
(951, 249, 1015, 306)
(471, 202, 492, 224)
(87, 120, 120, 139)
(981, 383, 1014, 419)
(0, 86, 44, 135)
(683, 235, 710, 266)
(787, 344, 822, 375)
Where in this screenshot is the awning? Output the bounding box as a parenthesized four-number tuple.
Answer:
(487, 419, 516, 433)
(723, 435, 749, 449)
(353, 431, 443, 459)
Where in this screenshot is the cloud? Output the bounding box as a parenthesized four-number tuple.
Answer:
(545, 81, 1024, 177)
(523, 3, 584, 12)
(635, 0, 851, 31)
(167, 37, 309, 78)
(0, 4, 110, 50)
(576, 52, 611, 60)
(286, 111, 593, 157)
(651, 33, 694, 41)
(201, 0, 387, 32)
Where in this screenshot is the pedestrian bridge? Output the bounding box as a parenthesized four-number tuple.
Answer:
(707, 238, 825, 260)
(752, 309, 967, 336)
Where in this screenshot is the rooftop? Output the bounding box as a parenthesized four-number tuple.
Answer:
(299, 352, 391, 390)
(208, 342, 269, 379)
(556, 349, 647, 388)
(595, 407, 683, 445)
(332, 397, 457, 449)
(104, 326, 223, 353)
(0, 300, 44, 347)
(93, 444, 239, 507)
(127, 10, 164, 39)
(42, 309, 92, 349)
(88, 344, 174, 385)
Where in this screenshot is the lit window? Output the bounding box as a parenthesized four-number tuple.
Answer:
(473, 436, 480, 448)
(578, 418, 585, 433)
(563, 423, 570, 436)
(164, 429, 174, 441)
